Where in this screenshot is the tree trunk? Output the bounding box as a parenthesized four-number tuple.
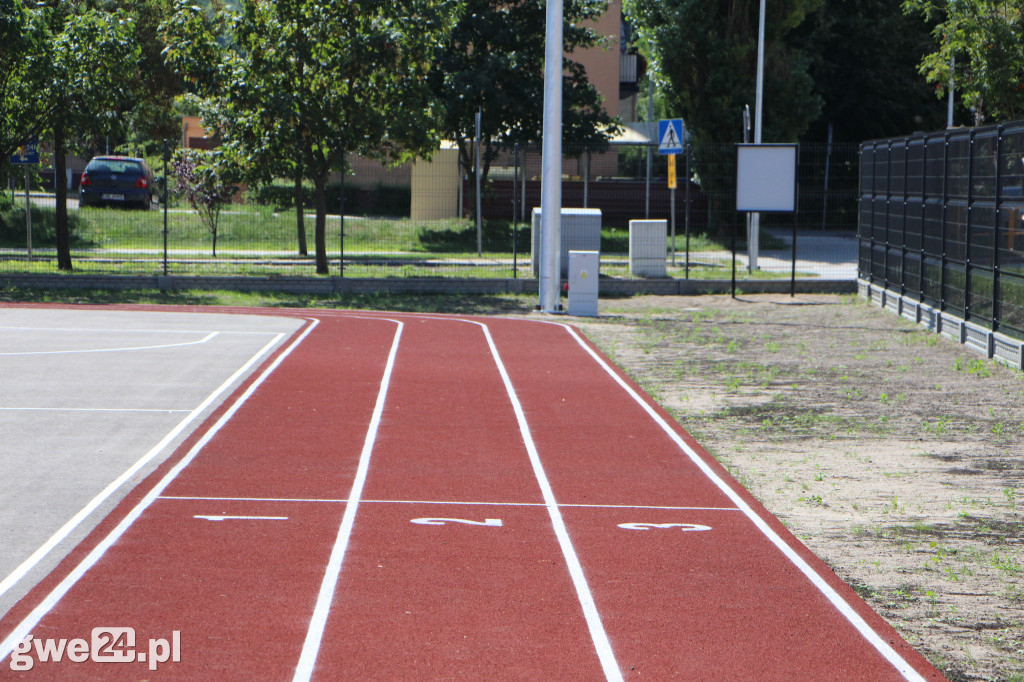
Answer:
(294, 167, 307, 256)
(313, 174, 328, 274)
(54, 119, 72, 271)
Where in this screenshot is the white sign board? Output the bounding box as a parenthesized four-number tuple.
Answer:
(735, 144, 797, 212)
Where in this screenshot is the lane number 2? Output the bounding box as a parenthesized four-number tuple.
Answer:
(411, 518, 503, 527)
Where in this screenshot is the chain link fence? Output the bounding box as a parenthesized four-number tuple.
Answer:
(1, 141, 858, 281)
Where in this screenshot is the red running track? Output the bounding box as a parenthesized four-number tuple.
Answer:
(0, 309, 945, 681)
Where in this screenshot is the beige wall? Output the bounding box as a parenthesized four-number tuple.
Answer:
(410, 147, 461, 220)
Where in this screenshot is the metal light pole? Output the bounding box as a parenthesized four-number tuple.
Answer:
(538, 0, 563, 313)
(749, 0, 766, 272)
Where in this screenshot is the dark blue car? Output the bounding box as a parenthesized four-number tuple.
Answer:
(79, 156, 160, 210)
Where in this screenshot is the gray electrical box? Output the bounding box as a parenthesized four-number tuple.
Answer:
(531, 208, 602, 277)
(567, 250, 599, 317)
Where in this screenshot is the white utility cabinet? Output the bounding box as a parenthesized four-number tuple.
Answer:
(567, 250, 599, 317)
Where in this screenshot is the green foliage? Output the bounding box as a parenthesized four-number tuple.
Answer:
(794, 0, 949, 142)
(0, 203, 92, 247)
(0, 0, 47, 166)
(903, 0, 1024, 124)
(624, 0, 823, 146)
(428, 0, 619, 187)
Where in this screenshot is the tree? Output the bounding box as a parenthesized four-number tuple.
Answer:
(31, 2, 139, 270)
(164, 0, 454, 274)
(624, 0, 823, 145)
(428, 0, 619, 216)
(0, 0, 46, 171)
(171, 148, 237, 257)
(120, 0, 190, 145)
(903, 0, 1024, 125)
(792, 0, 948, 143)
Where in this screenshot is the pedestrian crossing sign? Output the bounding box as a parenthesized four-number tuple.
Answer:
(658, 119, 684, 155)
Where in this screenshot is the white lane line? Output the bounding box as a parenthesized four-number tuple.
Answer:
(557, 323, 926, 682)
(0, 319, 319, 667)
(158, 495, 741, 512)
(194, 515, 289, 522)
(0, 332, 220, 356)
(477, 321, 624, 682)
(292, 317, 404, 682)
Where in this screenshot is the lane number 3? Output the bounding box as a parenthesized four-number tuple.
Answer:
(617, 523, 712, 532)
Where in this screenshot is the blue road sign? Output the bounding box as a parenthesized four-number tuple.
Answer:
(10, 138, 39, 165)
(658, 119, 684, 155)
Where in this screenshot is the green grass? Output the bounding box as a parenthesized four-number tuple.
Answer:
(1, 203, 821, 280)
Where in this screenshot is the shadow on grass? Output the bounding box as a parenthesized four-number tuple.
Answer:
(417, 221, 526, 254)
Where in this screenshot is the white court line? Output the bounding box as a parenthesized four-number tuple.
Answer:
(158, 495, 741, 512)
(0, 407, 190, 413)
(0, 332, 219, 356)
(292, 317, 404, 682)
(0, 318, 319, 666)
(554, 322, 927, 682)
(0, 325, 281, 335)
(0, 330, 286, 605)
(475, 320, 624, 682)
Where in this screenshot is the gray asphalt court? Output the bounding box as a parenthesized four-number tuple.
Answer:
(0, 306, 303, 619)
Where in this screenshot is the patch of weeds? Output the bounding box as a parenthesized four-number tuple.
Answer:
(882, 495, 903, 515)
(967, 357, 992, 378)
(992, 553, 1022, 576)
(922, 416, 952, 436)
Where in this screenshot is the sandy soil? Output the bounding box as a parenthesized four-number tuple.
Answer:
(573, 293, 1024, 682)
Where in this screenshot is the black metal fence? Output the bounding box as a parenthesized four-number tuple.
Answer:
(1, 141, 859, 281)
(859, 122, 1024, 340)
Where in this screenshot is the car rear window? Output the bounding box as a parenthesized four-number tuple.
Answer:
(87, 160, 143, 174)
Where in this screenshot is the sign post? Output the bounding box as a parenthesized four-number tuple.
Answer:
(667, 153, 676, 265)
(10, 139, 40, 258)
(735, 143, 799, 297)
(658, 119, 684, 268)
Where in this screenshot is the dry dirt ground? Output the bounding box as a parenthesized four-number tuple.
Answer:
(572, 293, 1024, 682)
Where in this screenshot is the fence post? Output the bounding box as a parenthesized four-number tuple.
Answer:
(940, 132, 949, 312)
(884, 140, 891, 291)
(919, 134, 928, 303)
(964, 129, 976, 321)
(684, 144, 691, 280)
(344, 155, 348, 278)
(993, 125, 1003, 333)
(900, 137, 909, 298)
(513, 143, 519, 279)
(163, 139, 169, 277)
(859, 143, 869, 283)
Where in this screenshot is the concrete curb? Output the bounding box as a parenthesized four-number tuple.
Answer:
(1, 273, 858, 297)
